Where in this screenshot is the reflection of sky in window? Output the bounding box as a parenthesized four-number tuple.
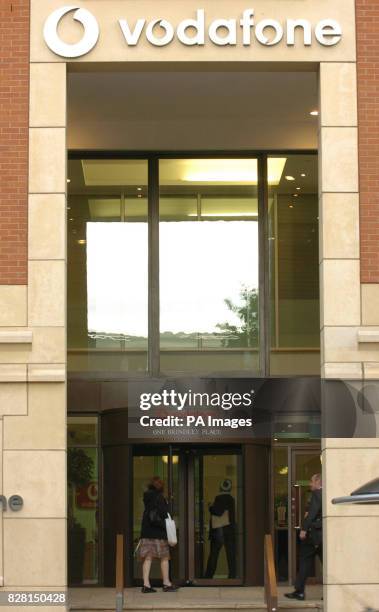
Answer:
(87, 221, 258, 336)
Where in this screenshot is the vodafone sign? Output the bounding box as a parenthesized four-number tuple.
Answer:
(43, 6, 342, 59)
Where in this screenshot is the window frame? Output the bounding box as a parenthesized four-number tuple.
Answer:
(68, 150, 318, 379)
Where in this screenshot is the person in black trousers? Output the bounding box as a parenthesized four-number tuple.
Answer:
(204, 479, 236, 579)
(285, 473, 323, 601)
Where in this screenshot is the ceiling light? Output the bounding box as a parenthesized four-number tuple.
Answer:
(182, 158, 286, 185)
(289, 204, 294, 209)
(162, 455, 179, 465)
(279, 467, 289, 476)
(293, 194, 298, 197)
(69, 218, 74, 221)
(137, 194, 142, 198)
(137, 187, 142, 191)
(77, 239, 86, 245)
(67, 178, 71, 183)
(296, 187, 301, 190)
(285, 176, 295, 181)
(187, 212, 258, 218)
(301, 173, 306, 177)
(310, 110, 319, 116)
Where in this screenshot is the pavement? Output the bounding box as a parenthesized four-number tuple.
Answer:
(69, 586, 323, 610)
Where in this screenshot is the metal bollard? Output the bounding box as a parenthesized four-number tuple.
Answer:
(115, 534, 124, 612)
(115, 591, 124, 612)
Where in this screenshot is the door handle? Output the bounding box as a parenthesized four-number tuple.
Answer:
(292, 484, 301, 530)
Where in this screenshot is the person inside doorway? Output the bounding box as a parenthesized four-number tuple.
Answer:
(138, 476, 178, 593)
(204, 478, 236, 579)
(285, 473, 323, 601)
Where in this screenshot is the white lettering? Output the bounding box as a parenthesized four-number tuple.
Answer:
(255, 19, 283, 46)
(146, 18, 175, 46)
(315, 19, 342, 47)
(118, 18, 146, 46)
(177, 9, 205, 45)
(286, 19, 312, 46)
(209, 19, 237, 46)
(43, 7, 344, 59)
(240, 9, 255, 46)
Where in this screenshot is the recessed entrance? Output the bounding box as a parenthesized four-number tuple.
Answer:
(68, 412, 322, 588)
(67, 65, 322, 592)
(100, 408, 270, 587)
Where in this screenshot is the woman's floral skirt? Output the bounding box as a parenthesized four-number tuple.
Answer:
(138, 538, 170, 561)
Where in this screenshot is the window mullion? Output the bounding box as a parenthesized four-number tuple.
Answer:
(148, 157, 160, 376)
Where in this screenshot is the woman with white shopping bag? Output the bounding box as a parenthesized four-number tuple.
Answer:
(137, 476, 179, 593)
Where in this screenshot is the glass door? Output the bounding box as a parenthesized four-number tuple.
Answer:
(132, 447, 185, 584)
(272, 444, 322, 585)
(188, 448, 243, 585)
(291, 449, 322, 585)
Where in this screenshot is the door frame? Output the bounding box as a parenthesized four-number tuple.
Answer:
(131, 442, 269, 587)
(290, 447, 322, 586)
(185, 446, 243, 586)
(270, 442, 321, 586)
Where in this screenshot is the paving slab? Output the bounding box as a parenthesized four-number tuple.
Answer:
(69, 586, 322, 610)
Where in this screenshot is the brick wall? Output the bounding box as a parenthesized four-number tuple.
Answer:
(356, 0, 379, 283)
(0, 1, 29, 285)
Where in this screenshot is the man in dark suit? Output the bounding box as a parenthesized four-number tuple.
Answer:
(204, 479, 236, 579)
(285, 473, 322, 601)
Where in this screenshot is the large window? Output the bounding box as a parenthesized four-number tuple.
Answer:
(268, 155, 319, 375)
(67, 159, 148, 372)
(159, 159, 259, 374)
(67, 154, 319, 377)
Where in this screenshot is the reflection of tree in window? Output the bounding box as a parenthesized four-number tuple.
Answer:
(216, 286, 259, 348)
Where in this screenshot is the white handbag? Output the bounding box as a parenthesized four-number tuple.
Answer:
(165, 513, 177, 547)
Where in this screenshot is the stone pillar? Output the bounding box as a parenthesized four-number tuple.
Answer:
(0, 61, 67, 605)
(320, 61, 379, 611)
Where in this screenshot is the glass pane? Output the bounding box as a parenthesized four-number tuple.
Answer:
(68, 446, 99, 585)
(68, 416, 98, 446)
(273, 447, 289, 582)
(159, 158, 260, 374)
(67, 159, 148, 374)
(293, 453, 322, 581)
(268, 155, 320, 375)
(194, 452, 243, 580)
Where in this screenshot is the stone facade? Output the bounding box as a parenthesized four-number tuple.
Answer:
(0, 1, 379, 611)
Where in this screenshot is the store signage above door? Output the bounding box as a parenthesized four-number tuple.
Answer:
(43, 5, 342, 59)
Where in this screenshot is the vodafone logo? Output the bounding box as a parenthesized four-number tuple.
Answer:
(43, 6, 99, 58)
(43, 6, 342, 59)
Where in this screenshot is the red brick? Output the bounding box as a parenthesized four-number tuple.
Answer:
(357, 0, 379, 283)
(0, 1, 29, 285)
